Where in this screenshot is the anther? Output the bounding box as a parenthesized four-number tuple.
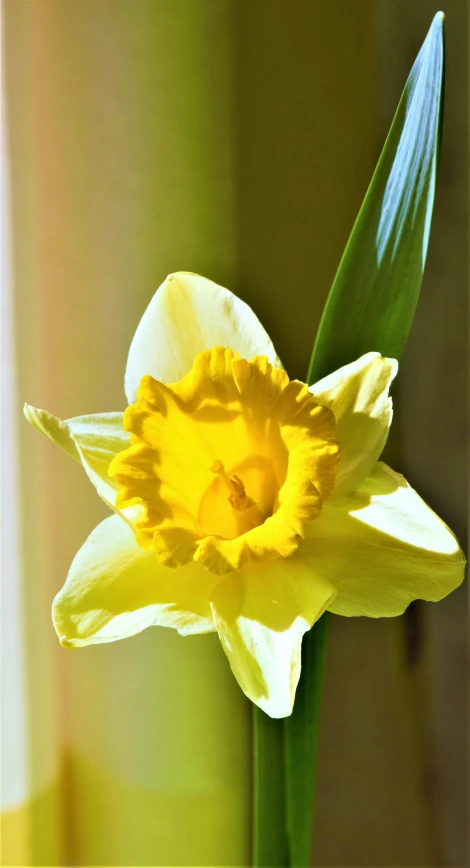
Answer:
(211, 459, 225, 474)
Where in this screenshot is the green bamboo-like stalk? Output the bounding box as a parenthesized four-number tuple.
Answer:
(284, 614, 329, 867)
(253, 708, 289, 867)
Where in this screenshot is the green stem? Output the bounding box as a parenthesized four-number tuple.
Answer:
(284, 613, 329, 867)
(253, 707, 289, 867)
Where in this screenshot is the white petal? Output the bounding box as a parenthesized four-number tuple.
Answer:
(53, 515, 218, 646)
(210, 558, 335, 718)
(302, 462, 465, 617)
(24, 405, 129, 509)
(310, 353, 398, 497)
(125, 272, 282, 402)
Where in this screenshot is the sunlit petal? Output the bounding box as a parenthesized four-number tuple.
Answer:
(125, 272, 282, 402)
(310, 353, 397, 497)
(302, 462, 465, 617)
(210, 558, 335, 717)
(53, 515, 219, 646)
(24, 404, 129, 509)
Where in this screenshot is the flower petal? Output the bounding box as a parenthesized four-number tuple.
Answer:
(24, 404, 129, 509)
(53, 515, 219, 646)
(310, 353, 398, 497)
(24, 402, 80, 460)
(302, 462, 465, 618)
(210, 558, 336, 718)
(124, 272, 282, 402)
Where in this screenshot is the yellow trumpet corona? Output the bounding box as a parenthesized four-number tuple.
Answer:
(109, 348, 340, 576)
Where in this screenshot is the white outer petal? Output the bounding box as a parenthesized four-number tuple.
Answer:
(210, 561, 336, 718)
(125, 272, 282, 401)
(53, 515, 218, 646)
(310, 352, 398, 498)
(216, 614, 311, 719)
(24, 404, 129, 511)
(302, 462, 465, 618)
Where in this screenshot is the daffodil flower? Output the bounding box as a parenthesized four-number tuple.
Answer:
(24, 272, 465, 718)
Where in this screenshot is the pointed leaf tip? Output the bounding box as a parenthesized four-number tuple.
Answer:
(308, 13, 445, 383)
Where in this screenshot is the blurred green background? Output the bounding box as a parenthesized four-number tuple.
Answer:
(2, 1, 467, 865)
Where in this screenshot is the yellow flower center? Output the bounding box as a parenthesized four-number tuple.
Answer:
(109, 348, 340, 575)
(199, 459, 267, 539)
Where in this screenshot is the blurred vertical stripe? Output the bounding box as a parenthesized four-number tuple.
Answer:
(2, 3, 63, 864)
(1, 62, 43, 868)
(3, 1, 248, 865)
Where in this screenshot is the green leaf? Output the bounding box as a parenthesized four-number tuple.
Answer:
(308, 11, 445, 385)
(285, 13, 446, 868)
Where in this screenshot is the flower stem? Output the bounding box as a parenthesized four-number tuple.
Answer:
(252, 615, 328, 867)
(253, 707, 289, 867)
(284, 613, 329, 867)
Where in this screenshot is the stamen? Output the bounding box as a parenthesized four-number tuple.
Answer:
(211, 459, 237, 499)
(229, 475, 250, 510)
(211, 460, 250, 509)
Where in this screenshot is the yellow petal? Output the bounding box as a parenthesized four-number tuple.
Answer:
(310, 353, 398, 497)
(302, 462, 465, 617)
(23, 405, 129, 510)
(210, 558, 336, 718)
(53, 515, 219, 646)
(124, 272, 282, 402)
